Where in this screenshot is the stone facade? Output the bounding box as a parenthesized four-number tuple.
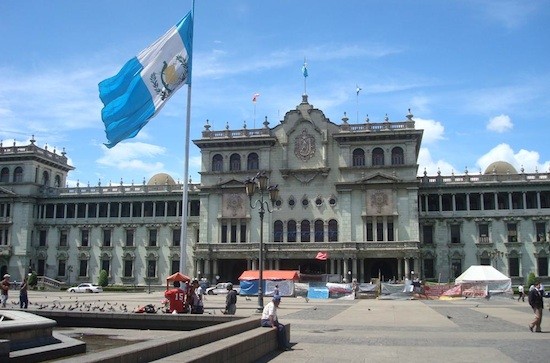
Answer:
(1, 97, 550, 286)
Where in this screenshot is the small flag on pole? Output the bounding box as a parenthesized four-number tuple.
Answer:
(302, 61, 308, 78)
(315, 251, 328, 261)
(252, 93, 260, 103)
(99, 11, 193, 148)
(356, 85, 362, 95)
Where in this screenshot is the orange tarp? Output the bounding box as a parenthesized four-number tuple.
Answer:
(166, 272, 191, 290)
(238, 270, 299, 281)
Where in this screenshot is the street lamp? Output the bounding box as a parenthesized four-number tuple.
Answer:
(245, 171, 279, 312)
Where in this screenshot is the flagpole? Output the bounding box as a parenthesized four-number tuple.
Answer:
(253, 102, 256, 129)
(180, 1, 195, 275)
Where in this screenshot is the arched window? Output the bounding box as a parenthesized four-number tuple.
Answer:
(229, 153, 241, 171)
(287, 220, 297, 242)
(212, 154, 223, 172)
(54, 175, 62, 187)
(352, 148, 365, 167)
(42, 171, 50, 186)
(13, 167, 23, 182)
(273, 220, 284, 242)
(314, 219, 324, 242)
(0, 168, 8, 183)
(247, 153, 259, 170)
(300, 220, 310, 242)
(372, 147, 385, 166)
(328, 219, 338, 242)
(391, 147, 404, 165)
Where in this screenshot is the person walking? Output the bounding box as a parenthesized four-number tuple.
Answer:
(518, 284, 525, 302)
(528, 280, 544, 332)
(261, 295, 291, 350)
(222, 283, 237, 315)
(1, 274, 10, 308)
(19, 276, 28, 309)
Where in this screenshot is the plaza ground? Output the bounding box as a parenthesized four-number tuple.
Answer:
(4, 289, 550, 362)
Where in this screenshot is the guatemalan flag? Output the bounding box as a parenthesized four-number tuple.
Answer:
(99, 11, 193, 148)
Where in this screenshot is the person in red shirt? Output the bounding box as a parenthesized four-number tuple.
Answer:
(164, 281, 186, 313)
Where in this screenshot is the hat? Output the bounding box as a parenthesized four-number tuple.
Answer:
(3, 274, 10, 278)
(273, 295, 281, 302)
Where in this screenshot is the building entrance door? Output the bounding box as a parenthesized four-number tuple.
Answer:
(364, 258, 397, 283)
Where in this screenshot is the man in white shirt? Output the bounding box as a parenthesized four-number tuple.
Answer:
(261, 295, 290, 350)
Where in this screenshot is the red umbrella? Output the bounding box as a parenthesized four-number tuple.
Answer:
(166, 272, 191, 290)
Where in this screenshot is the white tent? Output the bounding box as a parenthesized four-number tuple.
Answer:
(455, 265, 512, 297)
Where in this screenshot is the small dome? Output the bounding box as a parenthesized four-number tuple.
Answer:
(484, 161, 517, 175)
(147, 173, 176, 185)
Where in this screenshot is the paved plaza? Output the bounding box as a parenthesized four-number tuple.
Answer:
(4, 289, 550, 362)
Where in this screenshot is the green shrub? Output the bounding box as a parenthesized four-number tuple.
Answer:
(527, 272, 537, 288)
(98, 269, 109, 287)
(28, 271, 38, 287)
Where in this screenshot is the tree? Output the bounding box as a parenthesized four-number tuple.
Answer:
(98, 269, 109, 287)
(527, 272, 537, 289)
(28, 271, 38, 288)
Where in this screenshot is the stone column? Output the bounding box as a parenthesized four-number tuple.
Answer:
(404, 258, 410, 280)
(343, 259, 349, 282)
(397, 258, 402, 281)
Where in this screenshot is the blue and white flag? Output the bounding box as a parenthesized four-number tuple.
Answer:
(302, 62, 308, 78)
(99, 11, 193, 148)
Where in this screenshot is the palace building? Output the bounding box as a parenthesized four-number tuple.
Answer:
(1, 95, 550, 286)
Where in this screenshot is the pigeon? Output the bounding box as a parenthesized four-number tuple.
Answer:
(446, 315, 452, 319)
(484, 315, 489, 318)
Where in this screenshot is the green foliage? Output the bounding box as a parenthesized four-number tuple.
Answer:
(27, 271, 37, 287)
(527, 272, 537, 288)
(98, 269, 109, 287)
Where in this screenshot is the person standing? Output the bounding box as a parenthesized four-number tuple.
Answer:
(1, 274, 10, 308)
(273, 284, 280, 297)
(528, 280, 544, 332)
(164, 281, 186, 313)
(518, 284, 525, 302)
(223, 283, 237, 315)
(19, 276, 28, 309)
(261, 295, 291, 350)
(190, 279, 204, 314)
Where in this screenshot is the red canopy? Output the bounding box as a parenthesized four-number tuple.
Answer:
(238, 270, 299, 281)
(166, 272, 191, 290)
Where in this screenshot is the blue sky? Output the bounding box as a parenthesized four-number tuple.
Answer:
(1, 0, 549, 186)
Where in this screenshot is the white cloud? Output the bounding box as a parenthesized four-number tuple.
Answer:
(96, 142, 166, 173)
(480, 0, 537, 29)
(417, 148, 456, 176)
(476, 143, 550, 173)
(412, 118, 445, 144)
(487, 114, 513, 133)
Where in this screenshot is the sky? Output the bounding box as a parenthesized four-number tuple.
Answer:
(1, 0, 549, 186)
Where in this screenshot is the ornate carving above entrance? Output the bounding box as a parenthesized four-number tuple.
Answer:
(367, 189, 393, 215)
(294, 129, 316, 162)
(223, 193, 246, 218)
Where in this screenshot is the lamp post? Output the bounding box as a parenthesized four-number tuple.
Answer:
(245, 171, 279, 312)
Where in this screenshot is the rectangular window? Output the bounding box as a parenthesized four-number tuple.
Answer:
(39, 230, 47, 246)
(103, 229, 112, 247)
(0, 228, 9, 245)
(77, 203, 86, 218)
(172, 229, 181, 247)
(171, 260, 180, 274)
(79, 259, 88, 277)
(366, 219, 373, 241)
(509, 257, 520, 277)
(536, 222, 546, 242)
(538, 257, 548, 277)
(221, 224, 228, 243)
(240, 224, 247, 243)
(148, 229, 157, 247)
(155, 202, 165, 217)
(478, 224, 489, 243)
(124, 260, 133, 277)
(101, 259, 110, 275)
(424, 259, 434, 278)
(121, 202, 131, 217)
(59, 230, 68, 247)
(451, 259, 462, 278)
(387, 219, 394, 241)
(58, 260, 66, 277)
(98, 202, 108, 218)
(88, 203, 97, 218)
(167, 201, 178, 217)
(147, 260, 156, 278)
(450, 225, 461, 244)
(81, 229, 89, 247)
(126, 229, 134, 247)
(231, 223, 237, 243)
(422, 225, 433, 244)
(507, 223, 517, 242)
(376, 219, 383, 241)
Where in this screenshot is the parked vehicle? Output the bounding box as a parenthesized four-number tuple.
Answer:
(205, 282, 240, 295)
(67, 283, 103, 293)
